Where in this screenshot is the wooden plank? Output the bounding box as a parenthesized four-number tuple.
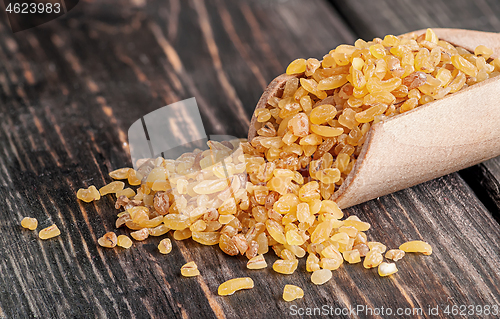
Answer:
(328, 0, 500, 40)
(460, 157, 500, 221)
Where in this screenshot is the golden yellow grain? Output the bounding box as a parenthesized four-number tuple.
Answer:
(181, 261, 200, 277)
(99, 181, 125, 196)
(116, 188, 135, 198)
(117, 235, 132, 248)
(363, 250, 383, 269)
(368, 242, 387, 254)
(130, 228, 149, 241)
(77, 185, 101, 202)
(378, 262, 398, 277)
(158, 238, 172, 254)
(98, 232, 117, 248)
(83, 29, 478, 291)
(342, 250, 361, 263)
(286, 59, 307, 75)
(273, 259, 299, 274)
(311, 269, 332, 285)
(247, 255, 267, 269)
(218, 278, 254, 296)
(21, 217, 38, 230)
(39, 224, 61, 240)
(109, 168, 131, 179)
(399, 240, 432, 255)
(283, 285, 304, 301)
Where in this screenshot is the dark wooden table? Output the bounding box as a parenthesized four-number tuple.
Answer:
(1, 0, 499, 318)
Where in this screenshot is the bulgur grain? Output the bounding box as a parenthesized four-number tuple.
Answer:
(81, 28, 480, 291)
(343, 250, 361, 264)
(311, 269, 332, 285)
(218, 277, 254, 296)
(130, 228, 149, 241)
(273, 259, 299, 275)
(98, 232, 117, 248)
(117, 235, 133, 248)
(385, 249, 405, 261)
(158, 238, 172, 254)
(367, 242, 387, 254)
(399, 240, 432, 255)
(247, 254, 267, 269)
(77, 185, 100, 202)
(99, 181, 125, 196)
(283, 285, 304, 301)
(181, 261, 200, 277)
(363, 251, 383, 269)
(39, 224, 60, 240)
(21, 217, 38, 230)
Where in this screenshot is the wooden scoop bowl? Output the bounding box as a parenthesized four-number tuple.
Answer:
(248, 28, 500, 209)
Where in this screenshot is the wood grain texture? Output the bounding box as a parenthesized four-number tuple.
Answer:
(460, 157, 500, 222)
(329, 0, 500, 40)
(0, 0, 499, 319)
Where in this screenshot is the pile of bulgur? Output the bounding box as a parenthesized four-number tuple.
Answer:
(29, 29, 499, 298)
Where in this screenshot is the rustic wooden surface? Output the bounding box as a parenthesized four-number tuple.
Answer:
(0, 0, 499, 318)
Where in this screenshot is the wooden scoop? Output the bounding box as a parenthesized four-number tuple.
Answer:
(248, 28, 500, 209)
